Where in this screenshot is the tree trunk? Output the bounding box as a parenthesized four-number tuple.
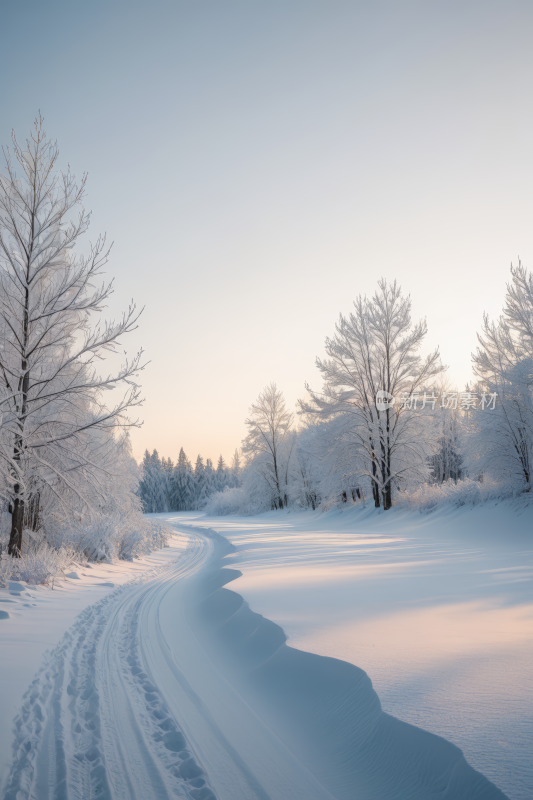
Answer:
(8, 293, 30, 554)
(8, 493, 24, 556)
(385, 408, 392, 510)
(370, 440, 380, 507)
(25, 492, 41, 532)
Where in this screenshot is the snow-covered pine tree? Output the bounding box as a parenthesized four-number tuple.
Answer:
(215, 455, 227, 492)
(161, 457, 174, 473)
(193, 455, 208, 509)
(203, 458, 217, 501)
(139, 450, 168, 512)
(169, 448, 195, 510)
(140, 448, 241, 511)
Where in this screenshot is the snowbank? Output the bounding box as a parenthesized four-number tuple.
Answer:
(395, 477, 528, 513)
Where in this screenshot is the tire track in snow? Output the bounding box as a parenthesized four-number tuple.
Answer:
(2, 532, 217, 800)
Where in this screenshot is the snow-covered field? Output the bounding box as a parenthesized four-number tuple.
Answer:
(0, 503, 530, 799)
(177, 503, 532, 800)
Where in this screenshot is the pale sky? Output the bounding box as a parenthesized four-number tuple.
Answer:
(2, 1, 533, 464)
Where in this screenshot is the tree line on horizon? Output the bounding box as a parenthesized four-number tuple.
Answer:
(138, 448, 241, 513)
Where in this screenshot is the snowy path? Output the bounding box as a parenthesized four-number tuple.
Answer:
(2, 530, 213, 800)
(1, 527, 332, 800)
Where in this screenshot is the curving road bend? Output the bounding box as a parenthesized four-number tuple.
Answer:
(2, 526, 333, 800)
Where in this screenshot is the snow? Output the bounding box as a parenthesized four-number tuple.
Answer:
(0, 503, 530, 799)
(181, 502, 532, 800)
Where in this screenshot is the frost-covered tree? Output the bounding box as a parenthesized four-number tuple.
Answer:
(138, 450, 168, 512)
(0, 117, 144, 554)
(468, 365, 533, 487)
(204, 458, 216, 496)
(230, 448, 242, 486)
(37, 432, 172, 564)
(289, 425, 322, 510)
(242, 383, 294, 509)
(302, 415, 368, 506)
(138, 447, 238, 511)
(194, 455, 208, 508)
(215, 455, 227, 491)
(471, 263, 533, 488)
(301, 279, 442, 509)
(503, 261, 533, 356)
(430, 414, 463, 483)
(428, 380, 464, 484)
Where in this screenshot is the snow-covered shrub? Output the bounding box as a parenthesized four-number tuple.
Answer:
(395, 477, 519, 513)
(318, 494, 355, 512)
(0, 515, 172, 587)
(47, 510, 172, 564)
(14, 542, 76, 585)
(1, 521, 76, 586)
(118, 517, 171, 560)
(203, 487, 253, 516)
(33, 433, 172, 563)
(143, 519, 169, 550)
(71, 514, 123, 562)
(0, 553, 14, 584)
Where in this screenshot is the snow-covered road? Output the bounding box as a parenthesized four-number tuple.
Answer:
(3, 529, 215, 800)
(1, 527, 332, 800)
